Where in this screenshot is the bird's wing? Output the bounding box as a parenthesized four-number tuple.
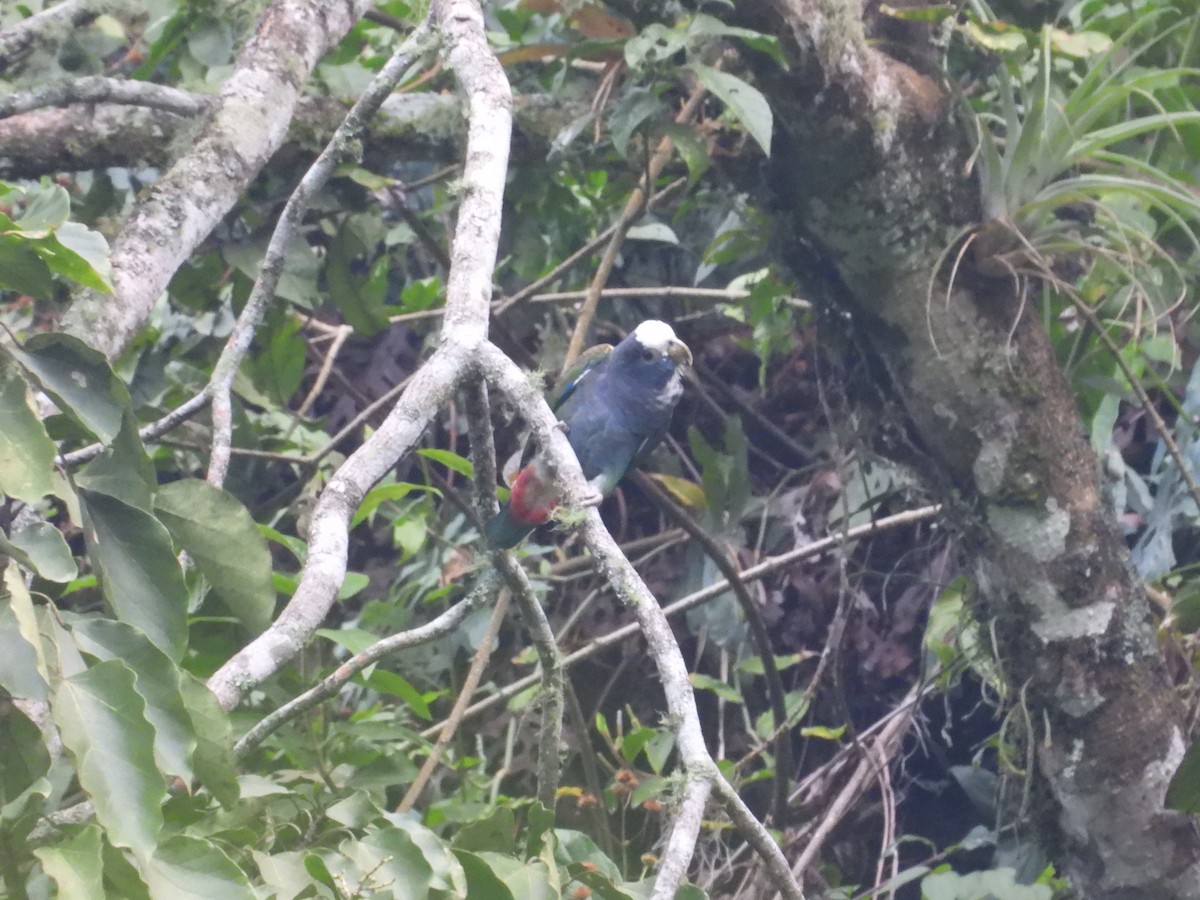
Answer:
(549, 344, 613, 412)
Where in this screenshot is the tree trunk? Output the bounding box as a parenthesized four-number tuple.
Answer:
(754, 0, 1200, 894)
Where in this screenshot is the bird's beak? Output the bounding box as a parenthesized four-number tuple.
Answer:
(667, 339, 693, 367)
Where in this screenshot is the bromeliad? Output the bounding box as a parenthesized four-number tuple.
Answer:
(486, 320, 692, 548)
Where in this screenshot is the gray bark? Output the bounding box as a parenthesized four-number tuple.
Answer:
(749, 0, 1200, 895)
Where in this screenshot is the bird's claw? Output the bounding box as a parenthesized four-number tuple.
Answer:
(579, 489, 604, 508)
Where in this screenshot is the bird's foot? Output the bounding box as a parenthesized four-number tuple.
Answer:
(554, 420, 570, 434)
(579, 489, 604, 508)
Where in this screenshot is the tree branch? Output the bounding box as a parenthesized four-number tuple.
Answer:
(207, 0, 511, 710)
(205, 18, 438, 487)
(58, 0, 383, 361)
(0, 75, 207, 119)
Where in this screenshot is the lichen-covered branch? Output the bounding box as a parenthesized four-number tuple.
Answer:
(476, 341, 805, 900)
(750, 0, 1200, 893)
(58, 0, 382, 361)
(207, 0, 511, 709)
(205, 19, 437, 487)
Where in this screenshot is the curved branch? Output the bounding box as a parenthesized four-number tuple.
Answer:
(205, 19, 438, 487)
(206, 0, 511, 710)
(0, 76, 207, 119)
(58, 0, 382, 361)
(476, 340, 805, 900)
(233, 569, 500, 756)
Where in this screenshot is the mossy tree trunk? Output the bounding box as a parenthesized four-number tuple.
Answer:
(746, 0, 1200, 895)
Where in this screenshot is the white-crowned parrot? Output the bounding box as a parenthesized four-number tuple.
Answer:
(486, 320, 692, 548)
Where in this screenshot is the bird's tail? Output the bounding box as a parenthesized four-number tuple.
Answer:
(485, 504, 536, 549)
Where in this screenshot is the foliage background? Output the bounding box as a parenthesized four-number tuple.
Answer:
(1, 0, 1199, 897)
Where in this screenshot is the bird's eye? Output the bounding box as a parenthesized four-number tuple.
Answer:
(641, 349, 656, 362)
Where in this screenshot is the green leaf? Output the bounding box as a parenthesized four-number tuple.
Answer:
(418, 448, 475, 478)
(0, 561, 50, 700)
(352, 482, 438, 527)
(67, 617, 195, 783)
(33, 825, 104, 900)
(456, 850, 517, 900)
(48, 222, 114, 292)
(660, 121, 710, 183)
(79, 489, 189, 660)
(154, 480, 274, 634)
(689, 672, 742, 703)
(74, 412, 156, 512)
(6, 521, 77, 583)
(878, 4, 955, 23)
(52, 660, 165, 856)
(364, 669, 433, 720)
(0, 362, 55, 502)
(178, 674, 239, 809)
(12, 184, 70, 234)
(1166, 736, 1200, 812)
(0, 702, 50, 811)
(800, 723, 846, 741)
(4, 334, 130, 443)
(144, 835, 255, 900)
(689, 63, 772, 156)
(608, 87, 664, 157)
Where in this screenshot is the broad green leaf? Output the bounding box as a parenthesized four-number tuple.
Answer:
(364, 669, 433, 720)
(660, 121, 710, 183)
(52, 660, 165, 856)
(921, 867, 1050, 900)
(323, 829, 437, 900)
(0, 363, 55, 502)
(48, 222, 114, 292)
(352, 482, 439, 527)
(252, 850, 316, 900)
(689, 64, 772, 156)
(624, 23, 687, 70)
(14, 184, 70, 235)
(737, 652, 810, 676)
(0, 702, 50, 809)
(154, 480, 274, 634)
(144, 835, 254, 900)
(453, 807, 517, 854)
(67, 617, 195, 783)
(79, 489, 189, 660)
(0, 235, 55, 296)
(454, 851, 517, 900)
(34, 824, 104, 900)
(608, 86, 664, 157)
(418, 448, 475, 478)
(7, 521, 77, 582)
(4, 334, 130, 443)
(0, 562, 50, 700)
(690, 672, 742, 703)
(178, 674, 239, 809)
(1167, 738, 1200, 813)
(75, 413, 156, 513)
(471, 850, 557, 899)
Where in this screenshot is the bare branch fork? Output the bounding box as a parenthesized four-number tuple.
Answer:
(196, 0, 802, 896)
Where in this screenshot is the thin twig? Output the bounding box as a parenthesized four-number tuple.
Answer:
(205, 21, 439, 488)
(464, 377, 564, 806)
(423, 504, 942, 735)
(561, 84, 707, 374)
(0, 75, 207, 118)
(232, 570, 500, 757)
(396, 587, 511, 812)
(635, 471, 794, 830)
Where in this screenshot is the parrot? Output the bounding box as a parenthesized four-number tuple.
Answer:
(486, 319, 692, 548)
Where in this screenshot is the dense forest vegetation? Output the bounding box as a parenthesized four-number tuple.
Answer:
(2, 0, 1200, 897)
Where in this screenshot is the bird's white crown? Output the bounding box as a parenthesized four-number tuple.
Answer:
(632, 319, 679, 353)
